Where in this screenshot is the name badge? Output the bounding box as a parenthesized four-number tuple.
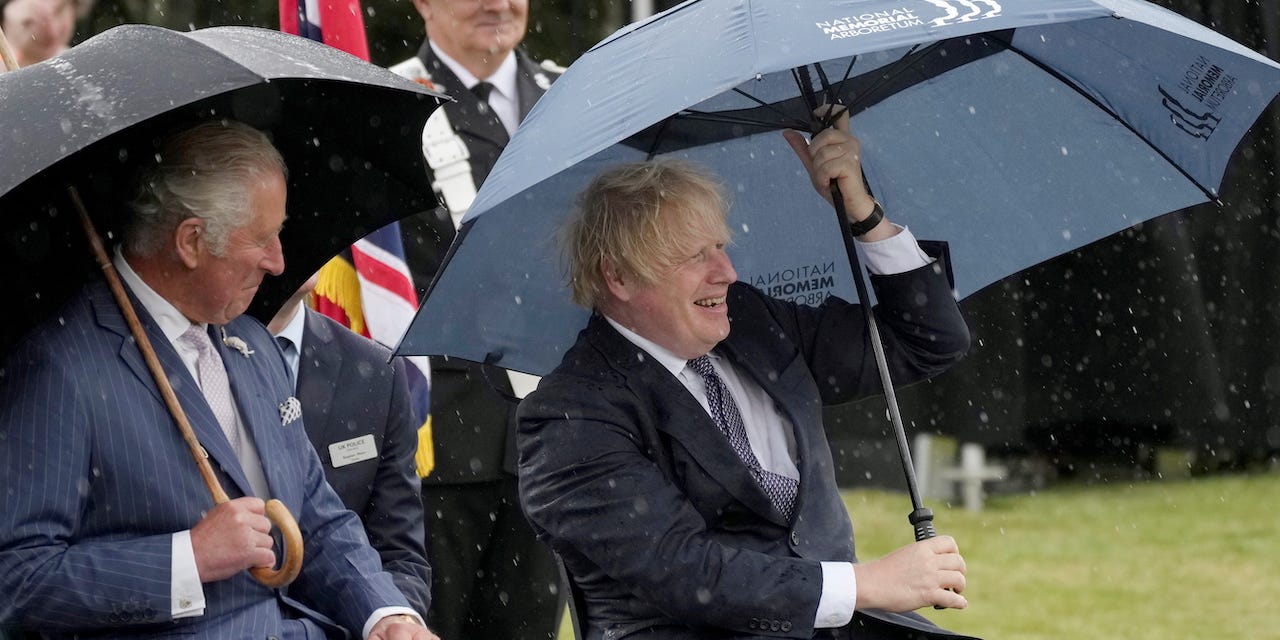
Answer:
(328, 434, 378, 468)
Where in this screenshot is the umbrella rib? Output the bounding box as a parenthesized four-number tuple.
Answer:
(995, 35, 1222, 202)
(729, 88, 816, 130)
(843, 43, 933, 112)
(678, 109, 804, 130)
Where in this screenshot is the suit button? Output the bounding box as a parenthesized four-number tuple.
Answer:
(749, 617, 759, 629)
(790, 531, 800, 545)
(770, 620, 781, 631)
(781, 621, 792, 632)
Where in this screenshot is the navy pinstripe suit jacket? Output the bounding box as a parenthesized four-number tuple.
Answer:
(0, 279, 408, 638)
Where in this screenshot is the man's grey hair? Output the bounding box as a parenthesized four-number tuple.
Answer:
(126, 120, 286, 257)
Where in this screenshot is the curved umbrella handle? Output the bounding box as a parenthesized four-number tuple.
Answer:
(249, 498, 305, 588)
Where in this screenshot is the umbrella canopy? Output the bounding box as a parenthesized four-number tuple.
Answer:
(0, 23, 447, 354)
(396, 0, 1280, 377)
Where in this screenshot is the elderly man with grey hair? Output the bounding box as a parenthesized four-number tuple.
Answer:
(517, 113, 979, 640)
(0, 120, 438, 640)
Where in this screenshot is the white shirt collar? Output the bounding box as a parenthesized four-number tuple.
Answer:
(429, 40, 519, 101)
(604, 315, 716, 379)
(274, 303, 306, 349)
(112, 246, 203, 342)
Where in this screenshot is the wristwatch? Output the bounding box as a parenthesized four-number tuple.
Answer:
(848, 199, 885, 237)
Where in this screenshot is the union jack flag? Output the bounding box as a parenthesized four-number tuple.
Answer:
(280, 0, 436, 476)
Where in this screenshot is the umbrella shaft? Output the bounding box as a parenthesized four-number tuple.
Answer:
(830, 181, 926, 514)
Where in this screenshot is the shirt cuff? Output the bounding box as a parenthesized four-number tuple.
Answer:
(815, 561, 857, 628)
(171, 531, 205, 619)
(858, 224, 932, 275)
(363, 607, 425, 639)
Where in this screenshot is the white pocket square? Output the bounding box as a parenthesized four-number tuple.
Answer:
(279, 397, 302, 426)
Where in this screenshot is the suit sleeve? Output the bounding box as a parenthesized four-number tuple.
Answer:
(0, 338, 174, 631)
(518, 385, 825, 638)
(757, 255, 971, 406)
(361, 358, 431, 614)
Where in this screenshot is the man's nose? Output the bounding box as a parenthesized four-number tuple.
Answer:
(263, 236, 285, 276)
(710, 249, 737, 284)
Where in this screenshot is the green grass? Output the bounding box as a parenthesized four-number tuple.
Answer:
(560, 471, 1280, 639)
(848, 472, 1280, 639)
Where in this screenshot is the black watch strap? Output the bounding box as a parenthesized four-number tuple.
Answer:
(849, 199, 885, 237)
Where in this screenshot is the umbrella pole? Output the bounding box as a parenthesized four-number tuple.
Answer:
(827, 182, 938, 543)
(67, 186, 303, 589)
(793, 64, 938, 543)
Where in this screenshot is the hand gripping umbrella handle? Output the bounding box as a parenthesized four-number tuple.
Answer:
(69, 187, 304, 589)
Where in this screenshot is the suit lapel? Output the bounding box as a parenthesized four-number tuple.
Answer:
(514, 49, 552, 121)
(297, 309, 341, 447)
(588, 317, 784, 524)
(90, 283, 252, 494)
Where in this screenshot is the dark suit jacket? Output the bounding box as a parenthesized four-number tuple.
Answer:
(296, 308, 431, 613)
(0, 279, 409, 638)
(397, 39, 559, 484)
(518, 259, 975, 640)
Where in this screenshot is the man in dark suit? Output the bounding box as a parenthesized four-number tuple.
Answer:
(269, 278, 433, 616)
(0, 120, 436, 640)
(390, 1, 563, 637)
(517, 113, 978, 639)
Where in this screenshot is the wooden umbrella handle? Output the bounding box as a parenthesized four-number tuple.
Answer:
(69, 187, 304, 588)
(251, 499, 305, 588)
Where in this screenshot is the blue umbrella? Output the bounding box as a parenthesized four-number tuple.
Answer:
(395, 0, 1280, 530)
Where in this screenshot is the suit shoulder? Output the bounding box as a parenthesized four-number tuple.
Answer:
(309, 311, 396, 366)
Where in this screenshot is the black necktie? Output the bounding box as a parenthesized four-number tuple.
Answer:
(276, 335, 298, 384)
(687, 355, 798, 520)
(471, 81, 494, 102)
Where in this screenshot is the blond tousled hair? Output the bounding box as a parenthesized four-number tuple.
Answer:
(561, 159, 730, 309)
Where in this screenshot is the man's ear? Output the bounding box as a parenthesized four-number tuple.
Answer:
(601, 256, 632, 302)
(412, 0, 432, 21)
(174, 218, 204, 270)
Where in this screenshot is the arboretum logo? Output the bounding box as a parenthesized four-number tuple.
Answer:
(1158, 55, 1234, 140)
(815, 1, 1002, 40)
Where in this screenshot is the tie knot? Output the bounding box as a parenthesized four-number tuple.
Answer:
(471, 81, 494, 101)
(179, 325, 215, 355)
(687, 355, 716, 379)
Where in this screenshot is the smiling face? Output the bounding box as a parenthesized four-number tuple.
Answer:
(186, 171, 287, 325)
(416, 0, 528, 62)
(603, 206, 737, 360)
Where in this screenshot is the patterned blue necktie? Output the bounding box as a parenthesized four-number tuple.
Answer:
(687, 355, 798, 520)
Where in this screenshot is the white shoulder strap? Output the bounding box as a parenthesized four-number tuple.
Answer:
(391, 57, 477, 227)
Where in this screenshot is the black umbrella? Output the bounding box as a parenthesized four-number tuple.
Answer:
(0, 23, 446, 587)
(0, 23, 447, 355)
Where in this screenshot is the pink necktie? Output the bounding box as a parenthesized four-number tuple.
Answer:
(179, 325, 241, 455)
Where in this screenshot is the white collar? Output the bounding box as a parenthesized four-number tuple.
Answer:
(604, 315, 718, 379)
(429, 40, 519, 102)
(112, 246, 204, 342)
(274, 302, 307, 349)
